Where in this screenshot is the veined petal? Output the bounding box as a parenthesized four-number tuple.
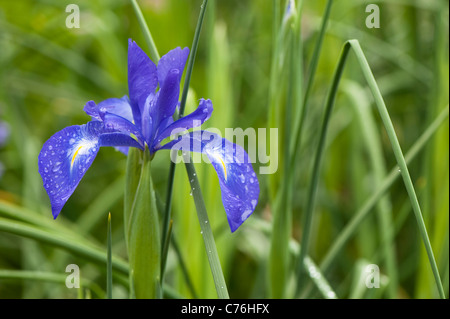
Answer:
(159, 131, 260, 232)
(99, 133, 144, 150)
(38, 121, 103, 219)
(103, 112, 145, 146)
(128, 39, 158, 127)
(152, 69, 181, 130)
(84, 96, 133, 123)
(157, 47, 189, 85)
(152, 98, 213, 150)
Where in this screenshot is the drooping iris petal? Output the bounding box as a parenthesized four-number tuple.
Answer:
(38, 121, 104, 219)
(157, 47, 189, 85)
(152, 98, 213, 150)
(128, 39, 158, 128)
(103, 112, 145, 146)
(98, 133, 144, 150)
(159, 130, 260, 232)
(84, 96, 133, 123)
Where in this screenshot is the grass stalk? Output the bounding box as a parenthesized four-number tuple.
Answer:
(183, 152, 229, 299)
(160, 0, 209, 283)
(348, 39, 445, 298)
(107, 212, 113, 299)
(130, 0, 160, 62)
(295, 41, 351, 296)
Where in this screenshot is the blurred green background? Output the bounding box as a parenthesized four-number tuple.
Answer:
(0, 0, 448, 299)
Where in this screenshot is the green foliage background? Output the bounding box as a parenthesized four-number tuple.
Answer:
(0, 0, 448, 299)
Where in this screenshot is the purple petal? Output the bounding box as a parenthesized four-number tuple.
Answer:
(84, 96, 133, 123)
(151, 98, 213, 149)
(99, 133, 144, 150)
(38, 121, 103, 219)
(128, 39, 158, 127)
(151, 69, 181, 130)
(159, 130, 260, 232)
(157, 47, 189, 85)
(103, 112, 145, 146)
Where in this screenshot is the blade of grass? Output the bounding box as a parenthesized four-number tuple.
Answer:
(296, 38, 446, 299)
(0, 270, 104, 297)
(348, 39, 445, 299)
(130, 0, 160, 62)
(160, 0, 209, 284)
(295, 40, 351, 296)
(184, 152, 229, 299)
(343, 80, 397, 298)
(0, 217, 129, 278)
(107, 212, 112, 299)
(319, 105, 449, 274)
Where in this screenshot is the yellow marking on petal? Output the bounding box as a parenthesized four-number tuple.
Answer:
(219, 157, 227, 180)
(71, 146, 83, 169)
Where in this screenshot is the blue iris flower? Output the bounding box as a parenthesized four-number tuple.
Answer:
(38, 39, 259, 232)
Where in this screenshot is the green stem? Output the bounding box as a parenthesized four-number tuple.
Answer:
(128, 148, 161, 299)
(348, 39, 445, 299)
(160, 0, 209, 282)
(184, 153, 229, 299)
(107, 213, 113, 299)
(299, 105, 449, 298)
(130, 0, 160, 62)
(295, 41, 351, 296)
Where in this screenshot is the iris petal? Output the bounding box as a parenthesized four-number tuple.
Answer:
(103, 112, 145, 146)
(159, 130, 260, 232)
(128, 39, 158, 128)
(38, 121, 103, 219)
(84, 96, 133, 123)
(152, 99, 213, 150)
(157, 47, 189, 85)
(151, 69, 181, 131)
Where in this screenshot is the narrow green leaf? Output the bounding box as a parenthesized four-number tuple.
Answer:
(348, 39, 445, 299)
(160, 0, 209, 283)
(107, 212, 113, 299)
(130, 0, 160, 62)
(184, 153, 229, 299)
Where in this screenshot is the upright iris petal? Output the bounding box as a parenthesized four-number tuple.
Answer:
(128, 39, 158, 128)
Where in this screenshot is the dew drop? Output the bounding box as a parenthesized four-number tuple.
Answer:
(239, 174, 245, 183)
(250, 178, 254, 183)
